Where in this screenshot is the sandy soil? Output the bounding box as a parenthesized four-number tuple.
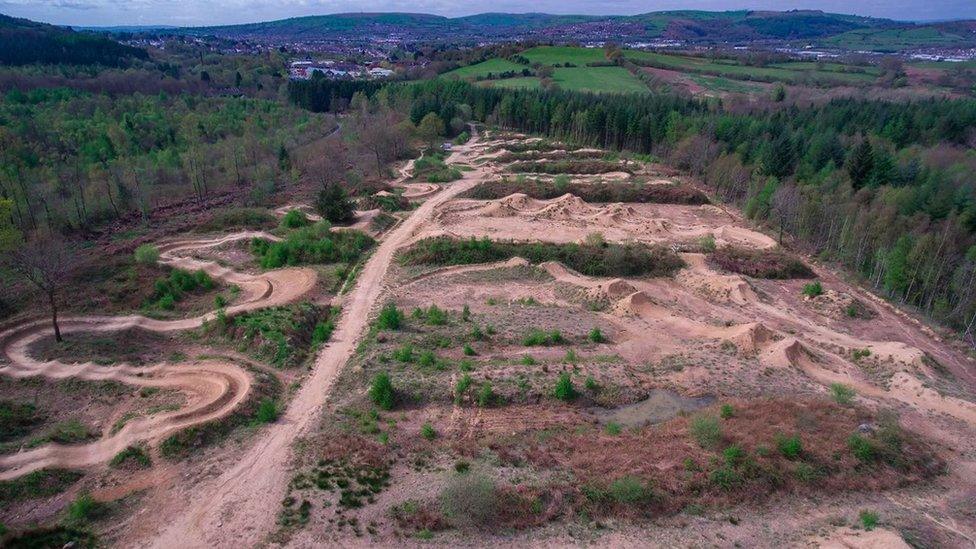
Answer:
(141, 129, 494, 548)
(0, 230, 317, 481)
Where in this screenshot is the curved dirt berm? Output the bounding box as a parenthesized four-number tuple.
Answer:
(0, 231, 317, 480)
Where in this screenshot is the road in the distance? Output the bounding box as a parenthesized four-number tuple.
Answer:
(147, 133, 484, 548)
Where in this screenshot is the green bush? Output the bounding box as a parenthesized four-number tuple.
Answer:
(775, 434, 803, 460)
(147, 268, 215, 310)
(477, 382, 494, 407)
(802, 281, 824, 297)
(251, 222, 373, 269)
(720, 403, 735, 419)
(859, 510, 879, 530)
(522, 329, 565, 346)
(134, 244, 159, 265)
(401, 236, 685, 278)
(698, 234, 717, 253)
(830, 383, 856, 405)
(709, 465, 742, 490)
(65, 492, 105, 525)
(420, 423, 436, 440)
(723, 444, 746, 466)
(255, 399, 279, 423)
(553, 372, 577, 401)
(280, 209, 310, 229)
(425, 305, 448, 325)
(110, 445, 151, 468)
(605, 422, 622, 435)
(690, 414, 722, 448)
(0, 400, 42, 442)
(588, 327, 605, 343)
(455, 374, 473, 403)
(199, 207, 276, 232)
(316, 182, 355, 224)
(463, 344, 476, 356)
(376, 303, 404, 330)
(607, 476, 654, 504)
(461, 304, 471, 321)
(370, 373, 396, 410)
(393, 344, 415, 363)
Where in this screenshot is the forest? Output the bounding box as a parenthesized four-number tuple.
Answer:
(380, 79, 976, 340)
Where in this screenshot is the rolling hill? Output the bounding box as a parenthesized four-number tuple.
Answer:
(160, 10, 975, 51)
(0, 13, 148, 66)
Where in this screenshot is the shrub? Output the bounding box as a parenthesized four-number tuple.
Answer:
(316, 182, 355, 224)
(520, 355, 537, 366)
(859, 510, 879, 530)
(418, 350, 438, 368)
(584, 376, 599, 392)
(256, 399, 280, 423)
(522, 329, 565, 346)
(425, 305, 448, 325)
(455, 374, 473, 403)
(553, 372, 577, 401)
(465, 178, 708, 205)
(65, 492, 105, 524)
(134, 244, 159, 265)
(698, 234, 716, 253)
(376, 303, 404, 330)
(830, 383, 856, 405)
(709, 247, 814, 279)
(440, 473, 499, 528)
(607, 476, 654, 504)
(280, 209, 310, 229)
(251, 223, 373, 269)
(588, 327, 605, 343)
(461, 304, 471, 322)
(477, 382, 494, 407)
(605, 422, 622, 435)
(370, 373, 396, 410)
(463, 344, 476, 356)
(563, 349, 579, 364)
(421, 423, 436, 440)
(723, 444, 746, 466)
(393, 344, 415, 363)
(802, 281, 824, 297)
(110, 445, 151, 468)
(849, 433, 878, 463)
(401, 236, 685, 278)
(852, 348, 872, 361)
(720, 403, 735, 419)
(690, 415, 722, 448)
(775, 434, 803, 460)
(710, 465, 742, 490)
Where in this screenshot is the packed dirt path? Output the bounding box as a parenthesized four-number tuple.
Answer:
(0, 231, 316, 481)
(145, 134, 486, 548)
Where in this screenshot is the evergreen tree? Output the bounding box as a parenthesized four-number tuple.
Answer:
(846, 139, 874, 188)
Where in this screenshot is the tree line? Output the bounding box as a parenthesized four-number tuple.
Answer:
(383, 79, 976, 343)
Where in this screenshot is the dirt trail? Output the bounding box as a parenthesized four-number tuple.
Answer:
(145, 132, 488, 548)
(0, 232, 317, 481)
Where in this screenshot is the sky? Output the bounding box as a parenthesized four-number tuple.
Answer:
(1, 0, 974, 27)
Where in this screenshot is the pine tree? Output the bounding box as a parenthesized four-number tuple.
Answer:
(847, 139, 874, 188)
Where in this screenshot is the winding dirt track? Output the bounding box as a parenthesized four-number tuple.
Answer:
(145, 134, 486, 548)
(0, 232, 317, 481)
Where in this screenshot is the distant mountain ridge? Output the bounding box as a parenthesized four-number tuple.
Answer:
(0, 13, 148, 66)
(131, 9, 975, 51)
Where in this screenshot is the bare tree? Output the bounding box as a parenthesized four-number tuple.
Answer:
(771, 183, 802, 245)
(5, 238, 74, 342)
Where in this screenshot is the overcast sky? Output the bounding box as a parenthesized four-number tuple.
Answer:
(1, 0, 973, 27)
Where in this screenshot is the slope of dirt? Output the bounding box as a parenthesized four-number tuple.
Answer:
(0, 231, 317, 480)
(143, 130, 491, 549)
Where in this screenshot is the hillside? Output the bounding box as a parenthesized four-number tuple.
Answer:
(163, 10, 975, 50)
(0, 13, 148, 66)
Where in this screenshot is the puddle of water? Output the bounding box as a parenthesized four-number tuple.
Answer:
(591, 389, 714, 427)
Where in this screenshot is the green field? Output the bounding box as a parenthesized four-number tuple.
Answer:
(688, 74, 762, 94)
(827, 27, 969, 52)
(519, 46, 609, 66)
(625, 50, 878, 86)
(480, 66, 648, 94)
(442, 58, 528, 79)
